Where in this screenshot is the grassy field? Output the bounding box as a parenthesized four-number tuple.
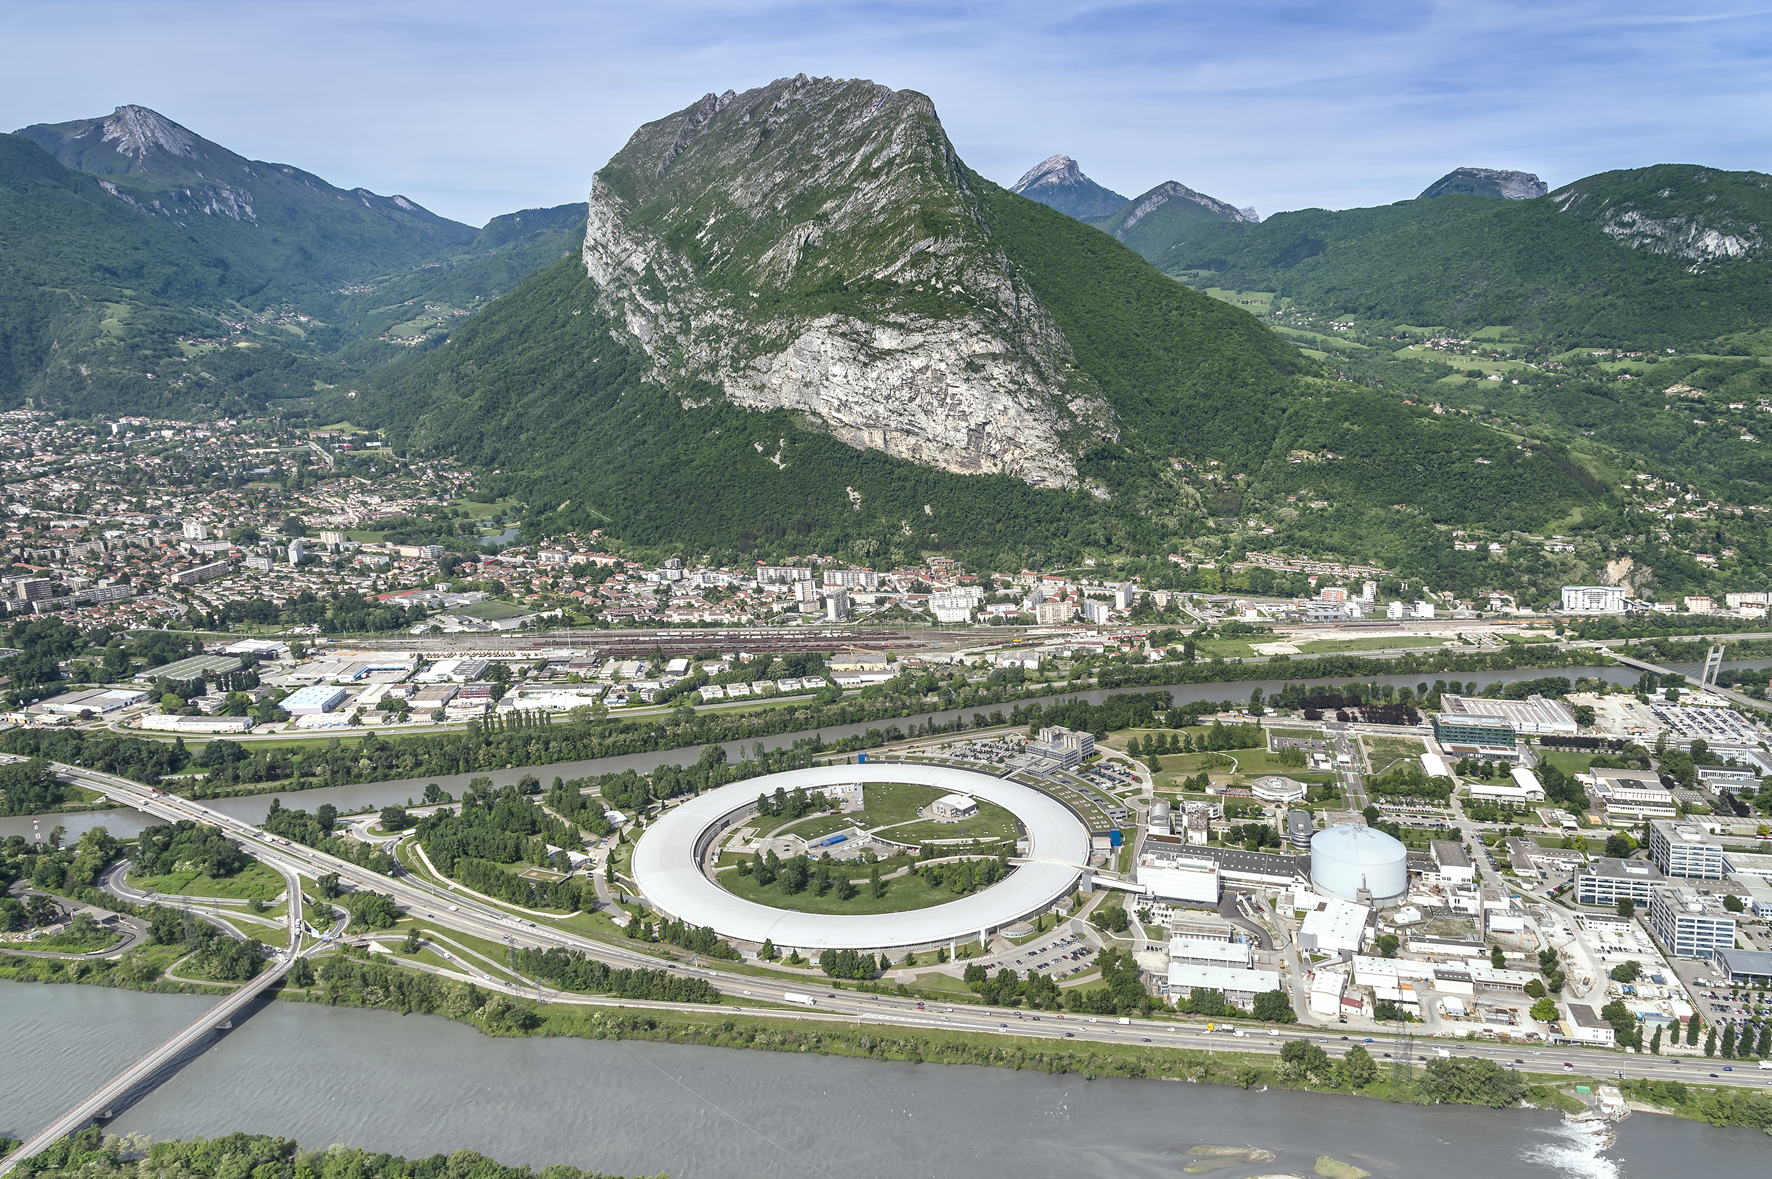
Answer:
(1362, 735, 1426, 778)
(862, 781, 948, 825)
(129, 860, 287, 901)
(1293, 636, 1452, 654)
(719, 863, 967, 915)
(885, 813, 1017, 843)
(1538, 751, 1596, 778)
(453, 600, 532, 621)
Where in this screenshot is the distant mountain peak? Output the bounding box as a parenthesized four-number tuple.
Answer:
(1419, 167, 1548, 201)
(1010, 154, 1128, 221)
(99, 104, 199, 159)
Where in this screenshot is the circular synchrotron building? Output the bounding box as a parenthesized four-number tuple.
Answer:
(630, 763, 1091, 953)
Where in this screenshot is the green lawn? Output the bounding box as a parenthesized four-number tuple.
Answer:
(129, 860, 287, 901)
(861, 781, 947, 825)
(453, 600, 532, 621)
(1268, 727, 1322, 741)
(772, 813, 860, 840)
(25, 924, 123, 953)
(1539, 751, 1595, 777)
(910, 971, 977, 996)
(1363, 736, 1426, 777)
(885, 814, 1017, 844)
(1294, 636, 1451, 654)
(719, 864, 979, 915)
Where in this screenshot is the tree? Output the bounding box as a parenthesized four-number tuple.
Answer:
(401, 926, 422, 953)
(1723, 893, 1745, 913)
(287, 957, 315, 988)
(315, 872, 340, 900)
(759, 937, 777, 961)
(1375, 933, 1400, 958)
(1420, 1058, 1526, 1108)
(1530, 997, 1560, 1023)
(1609, 960, 1642, 983)
(1604, 833, 1634, 858)
(1721, 1024, 1737, 1058)
(1758, 1024, 1770, 1059)
(868, 864, 884, 899)
(1705, 1026, 1717, 1057)
(1491, 946, 1506, 969)
(1687, 1017, 1701, 1047)
(1278, 1038, 1331, 1084)
(379, 805, 412, 831)
(1649, 1024, 1662, 1055)
(1338, 1044, 1379, 1088)
(1096, 902, 1130, 934)
(1524, 978, 1546, 999)
(1252, 990, 1296, 1023)
(1616, 897, 1636, 918)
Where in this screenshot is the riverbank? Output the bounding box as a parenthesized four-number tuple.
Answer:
(3, 647, 1620, 802)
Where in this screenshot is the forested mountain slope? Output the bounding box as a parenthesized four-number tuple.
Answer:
(356, 79, 1606, 573)
(1164, 164, 1772, 346)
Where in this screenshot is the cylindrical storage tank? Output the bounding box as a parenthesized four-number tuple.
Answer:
(1149, 799, 1172, 831)
(1311, 824, 1407, 905)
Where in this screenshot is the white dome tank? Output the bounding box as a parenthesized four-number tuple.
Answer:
(1311, 824, 1408, 905)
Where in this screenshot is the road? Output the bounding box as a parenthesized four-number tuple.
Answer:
(32, 760, 1772, 1100)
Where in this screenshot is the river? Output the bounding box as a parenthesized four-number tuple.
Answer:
(3, 982, 1763, 1178)
(2, 659, 1758, 839)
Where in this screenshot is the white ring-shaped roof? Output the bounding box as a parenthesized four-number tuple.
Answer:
(631, 763, 1091, 951)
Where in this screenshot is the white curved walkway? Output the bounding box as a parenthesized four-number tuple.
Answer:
(631, 763, 1090, 951)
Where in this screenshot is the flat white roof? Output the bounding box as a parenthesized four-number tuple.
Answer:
(632, 763, 1088, 951)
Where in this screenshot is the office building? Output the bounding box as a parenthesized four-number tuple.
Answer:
(287, 537, 306, 565)
(1649, 819, 1725, 880)
(1589, 770, 1677, 820)
(930, 794, 978, 821)
(1025, 726, 1094, 770)
(1431, 711, 1517, 753)
(1574, 858, 1664, 907)
(1648, 886, 1736, 961)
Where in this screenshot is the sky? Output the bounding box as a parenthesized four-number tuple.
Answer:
(5, 1, 1770, 227)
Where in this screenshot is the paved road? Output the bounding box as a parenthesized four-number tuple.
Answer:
(39, 761, 1772, 1098)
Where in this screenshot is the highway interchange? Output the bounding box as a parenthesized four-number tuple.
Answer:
(42, 759, 1772, 1094)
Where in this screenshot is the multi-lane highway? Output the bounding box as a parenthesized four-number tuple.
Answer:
(33, 760, 1772, 1099)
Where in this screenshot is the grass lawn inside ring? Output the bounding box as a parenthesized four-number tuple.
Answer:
(631, 763, 1092, 952)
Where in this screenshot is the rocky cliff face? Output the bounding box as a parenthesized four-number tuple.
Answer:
(1009, 154, 1129, 221)
(1547, 165, 1768, 271)
(1418, 167, 1549, 201)
(582, 76, 1119, 488)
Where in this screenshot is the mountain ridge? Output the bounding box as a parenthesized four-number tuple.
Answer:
(1009, 154, 1129, 221)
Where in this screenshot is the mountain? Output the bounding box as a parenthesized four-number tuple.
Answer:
(1418, 167, 1548, 201)
(360, 77, 1605, 573)
(0, 107, 572, 417)
(1090, 179, 1259, 269)
(16, 105, 474, 297)
(1160, 163, 1772, 345)
(326, 202, 586, 364)
(1009, 154, 1129, 221)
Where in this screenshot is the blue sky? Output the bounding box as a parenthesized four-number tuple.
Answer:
(6, 1, 1769, 226)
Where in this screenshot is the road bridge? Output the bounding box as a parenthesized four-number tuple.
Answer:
(0, 950, 292, 1176)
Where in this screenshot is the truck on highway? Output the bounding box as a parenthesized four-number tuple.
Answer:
(782, 992, 818, 1006)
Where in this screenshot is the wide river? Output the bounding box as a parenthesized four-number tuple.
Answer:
(2, 982, 1764, 1178)
(2, 660, 1760, 842)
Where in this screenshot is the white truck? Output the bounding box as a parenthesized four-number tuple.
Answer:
(782, 992, 818, 1006)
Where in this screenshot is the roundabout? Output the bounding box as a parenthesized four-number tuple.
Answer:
(630, 763, 1093, 952)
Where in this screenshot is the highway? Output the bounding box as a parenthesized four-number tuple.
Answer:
(0, 853, 302, 1178)
(8, 755, 1766, 1170)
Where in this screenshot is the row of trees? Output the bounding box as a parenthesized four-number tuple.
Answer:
(515, 946, 722, 1002)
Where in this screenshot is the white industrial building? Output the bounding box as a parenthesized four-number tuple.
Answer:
(1311, 825, 1408, 905)
(1561, 585, 1628, 614)
(1164, 962, 1282, 1009)
(930, 793, 979, 821)
(1297, 893, 1370, 954)
(280, 684, 350, 715)
(1136, 847, 1222, 904)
